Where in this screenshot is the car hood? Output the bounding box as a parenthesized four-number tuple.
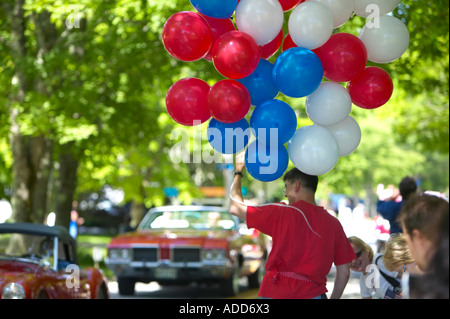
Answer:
(0, 260, 40, 287)
(108, 229, 234, 248)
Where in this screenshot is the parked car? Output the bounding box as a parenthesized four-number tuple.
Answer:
(0, 222, 109, 299)
(106, 205, 267, 296)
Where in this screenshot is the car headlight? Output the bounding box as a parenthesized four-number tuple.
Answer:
(108, 248, 131, 261)
(2, 283, 26, 299)
(202, 249, 227, 260)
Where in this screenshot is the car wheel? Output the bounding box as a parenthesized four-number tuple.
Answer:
(117, 277, 136, 296)
(37, 291, 49, 299)
(96, 283, 108, 299)
(247, 259, 265, 288)
(220, 268, 240, 297)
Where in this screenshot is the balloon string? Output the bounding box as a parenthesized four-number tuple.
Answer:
(229, 180, 321, 238)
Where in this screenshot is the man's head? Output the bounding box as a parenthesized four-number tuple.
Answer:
(399, 176, 417, 200)
(283, 168, 318, 204)
(399, 194, 449, 271)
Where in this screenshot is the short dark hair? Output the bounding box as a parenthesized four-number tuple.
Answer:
(283, 168, 318, 193)
(398, 194, 449, 245)
(399, 176, 417, 199)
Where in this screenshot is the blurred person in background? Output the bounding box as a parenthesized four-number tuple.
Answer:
(374, 215, 391, 253)
(348, 236, 400, 299)
(377, 176, 418, 234)
(398, 194, 449, 299)
(383, 234, 421, 275)
(382, 234, 422, 298)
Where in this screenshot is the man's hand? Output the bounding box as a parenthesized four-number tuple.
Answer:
(377, 184, 400, 201)
(235, 151, 245, 172)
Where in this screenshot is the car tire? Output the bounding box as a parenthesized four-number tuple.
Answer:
(96, 283, 108, 299)
(220, 269, 240, 297)
(117, 277, 136, 296)
(247, 260, 265, 289)
(37, 291, 49, 299)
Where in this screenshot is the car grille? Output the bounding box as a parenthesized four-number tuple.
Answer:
(132, 247, 158, 262)
(172, 248, 201, 262)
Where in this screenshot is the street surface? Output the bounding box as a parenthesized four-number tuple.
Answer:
(107, 267, 362, 299)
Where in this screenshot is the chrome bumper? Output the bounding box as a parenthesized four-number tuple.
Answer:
(105, 259, 233, 281)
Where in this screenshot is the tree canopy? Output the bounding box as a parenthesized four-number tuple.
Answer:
(0, 0, 448, 226)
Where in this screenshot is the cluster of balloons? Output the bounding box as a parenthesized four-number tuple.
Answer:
(163, 0, 409, 180)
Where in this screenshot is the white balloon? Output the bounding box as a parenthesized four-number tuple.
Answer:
(306, 82, 352, 126)
(288, 125, 339, 176)
(323, 116, 361, 157)
(307, 0, 354, 28)
(353, 0, 401, 18)
(235, 0, 284, 45)
(288, 1, 334, 50)
(359, 15, 410, 63)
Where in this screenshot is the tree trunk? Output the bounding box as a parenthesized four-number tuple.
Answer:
(10, 133, 32, 222)
(9, 0, 31, 223)
(51, 15, 87, 229)
(28, 10, 58, 224)
(365, 184, 377, 217)
(54, 148, 79, 229)
(30, 136, 53, 223)
(8, 3, 57, 224)
(129, 201, 145, 229)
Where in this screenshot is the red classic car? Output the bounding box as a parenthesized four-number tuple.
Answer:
(106, 205, 267, 296)
(0, 222, 109, 299)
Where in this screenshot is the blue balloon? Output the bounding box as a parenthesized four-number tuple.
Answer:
(238, 59, 279, 107)
(250, 99, 297, 145)
(245, 140, 289, 182)
(190, 0, 239, 19)
(272, 47, 323, 98)
(207, 118, 251, 154)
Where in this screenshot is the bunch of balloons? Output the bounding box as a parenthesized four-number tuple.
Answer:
(163, 0, 409, 180)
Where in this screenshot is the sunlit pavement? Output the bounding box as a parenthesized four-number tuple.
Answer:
(107, 268, 362, 299)
(326, 267, 362, 299)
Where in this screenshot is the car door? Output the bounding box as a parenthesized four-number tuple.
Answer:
(53, 241, 91, 299)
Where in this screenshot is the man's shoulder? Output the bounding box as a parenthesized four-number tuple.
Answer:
(377, 199, 402, 208)
(290, 201, 341, 225)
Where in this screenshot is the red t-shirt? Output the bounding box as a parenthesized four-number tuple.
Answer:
(247, 201, 356, 299)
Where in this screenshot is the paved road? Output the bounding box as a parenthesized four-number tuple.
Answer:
(107, 268, 362, 299)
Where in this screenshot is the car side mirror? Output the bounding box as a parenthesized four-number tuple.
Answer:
(39, 258, 52, 270)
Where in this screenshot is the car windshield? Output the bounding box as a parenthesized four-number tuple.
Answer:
(138, 210, 237, 231)
(0, 233, 54, 263)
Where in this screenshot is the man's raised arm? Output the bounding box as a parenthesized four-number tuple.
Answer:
(229, 153, 247, 221)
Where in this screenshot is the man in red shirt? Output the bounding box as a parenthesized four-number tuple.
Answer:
(230, 162, 355, 299)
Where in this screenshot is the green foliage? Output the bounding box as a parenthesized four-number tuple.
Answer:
(0, 0, 448, 220)
(76, 234, 114, 278)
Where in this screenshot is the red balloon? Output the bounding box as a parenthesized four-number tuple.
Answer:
(282, 33, 297, 52)
(162, 11, 213, 62)
(347, 67, 394, 109)
(208, 80, 251, 123)
(278, 0, 304, 11)
(260, 29, 283, 60)
(199, 14, 235, 62)
(212, 31, 261, 79)
(166, 78, 211, 126)
(315, 33, 368, 83)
